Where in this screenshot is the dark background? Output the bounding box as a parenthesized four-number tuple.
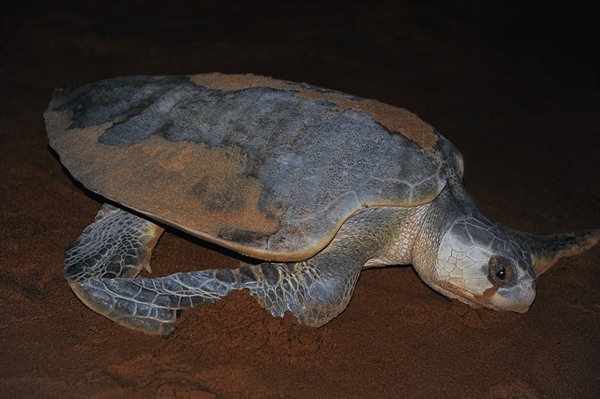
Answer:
(1, 1, 599, 398)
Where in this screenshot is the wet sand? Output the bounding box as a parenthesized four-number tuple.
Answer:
(1, 2, 598, 398)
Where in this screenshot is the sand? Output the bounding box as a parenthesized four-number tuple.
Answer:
(1, 2, 598, 398)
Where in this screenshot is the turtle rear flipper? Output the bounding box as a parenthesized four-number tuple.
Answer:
(64, 203, 164, 282)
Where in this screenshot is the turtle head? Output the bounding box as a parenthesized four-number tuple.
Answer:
(429, 217, 537, 313)
(411, 164, 599, 313)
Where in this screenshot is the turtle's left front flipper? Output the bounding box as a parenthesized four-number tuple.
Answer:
(73, 258, 363, 335)
(71, 209, 394, 335)
(515, 229, 600, 277)
(71, 207, 401, 335)
(71, 270, 240, 335)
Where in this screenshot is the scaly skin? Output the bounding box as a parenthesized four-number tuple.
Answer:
(67, 204, 425, 335)
(64, 175, 599, 335)
(64, 204, 164, 281)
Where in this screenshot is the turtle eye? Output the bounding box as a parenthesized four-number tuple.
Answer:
(488, 255, 515, 285)
(496, 267, 506, 280)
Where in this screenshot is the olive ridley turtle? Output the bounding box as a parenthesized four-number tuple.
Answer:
(44, 73, 599, 335)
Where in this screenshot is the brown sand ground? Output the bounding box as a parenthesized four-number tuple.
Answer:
(1, 2, 599, 398)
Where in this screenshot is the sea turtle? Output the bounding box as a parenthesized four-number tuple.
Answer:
(45, 73, 599, 335)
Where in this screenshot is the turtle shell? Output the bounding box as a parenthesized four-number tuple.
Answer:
(45, 73, 461, 261)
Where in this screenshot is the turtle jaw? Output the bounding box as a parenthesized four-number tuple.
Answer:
(431, 278, 536, 313)
(484, 279, 536, 313)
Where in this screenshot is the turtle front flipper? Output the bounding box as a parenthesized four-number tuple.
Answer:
(69, 210, 378, 334)
(68, 206, 393, 335)
(243, 260, 362, 327)
(73, 258, 363, 335)
(73, 270, 238, 335)
(515, 229, 600, 276)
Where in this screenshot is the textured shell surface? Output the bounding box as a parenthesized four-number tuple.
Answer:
(45, 73, 460, 260)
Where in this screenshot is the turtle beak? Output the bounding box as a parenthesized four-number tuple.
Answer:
(489, 279, 536, 313)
